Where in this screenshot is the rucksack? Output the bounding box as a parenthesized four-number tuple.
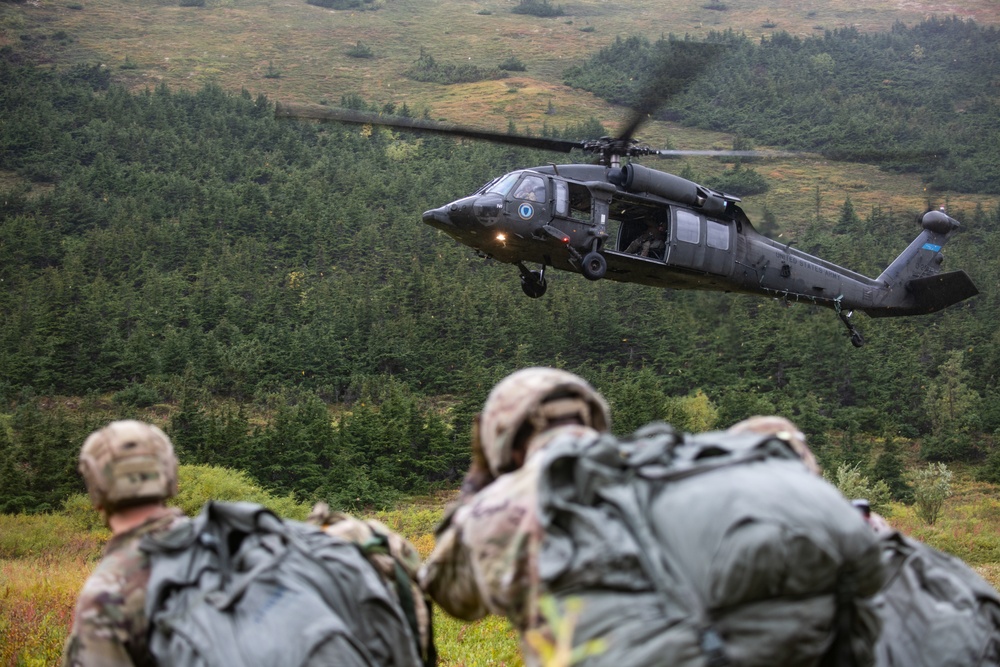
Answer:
(140, 501, 425, 667)
(307, 503, 436, 667)
(534, 422, 884, 667)
(874, 529, 1000, 666)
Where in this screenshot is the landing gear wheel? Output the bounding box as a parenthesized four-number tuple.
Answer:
(521, 270, 547, 298)
(581, 251, 607, 281)
(837, 306, 865, 348)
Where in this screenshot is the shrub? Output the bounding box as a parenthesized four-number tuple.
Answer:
(920, 431, 978, 462)
(663, 390, 719, 433)
(171, 464, 311, 519)
(826, 463, 892, 516)
(404, 49, 508, 85)
(511, 0, 564, 17)
(499, 55, 527, 72)
(111, 383, 160, 408)
(705, 165, 770, 197)
(912, 462, 953, 525)
(264, 61, 282, 79)
(0, 512, 105, 558)
(306, 0, 378, 9)
(346, 41, 374, 58)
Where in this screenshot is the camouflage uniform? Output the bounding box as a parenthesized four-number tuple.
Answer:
(61, 507, 187, 667)
(420, 367, 611, 663)
(422, 425, 596, 631)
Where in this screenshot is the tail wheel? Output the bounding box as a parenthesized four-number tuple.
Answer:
(581, 251, 607, 281)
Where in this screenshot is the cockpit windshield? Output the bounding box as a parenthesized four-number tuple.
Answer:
(481, 172, 521, 196)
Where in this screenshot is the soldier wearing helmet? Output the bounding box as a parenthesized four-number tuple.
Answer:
(727, 415, 820, 476)
(419, 367, 610, 638)
(62, 420, 188, 667)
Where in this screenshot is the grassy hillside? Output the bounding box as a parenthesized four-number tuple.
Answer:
(3, 480, 999, 666)
(4, 0, 1000, 224)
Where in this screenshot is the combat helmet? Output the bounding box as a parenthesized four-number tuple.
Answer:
(79, 420, 179, 513)
(728, 415, 820, 475)
(479, 367, 610, 476)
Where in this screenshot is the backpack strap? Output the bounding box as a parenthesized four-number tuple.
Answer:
(360, 531, 437, 667)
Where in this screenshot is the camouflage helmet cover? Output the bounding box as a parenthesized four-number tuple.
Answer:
(727, 415, 820, 475)
(79, 420, 179, 512)
(479, 367, 610, 476)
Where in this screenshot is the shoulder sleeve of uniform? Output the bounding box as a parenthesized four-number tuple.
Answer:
(419, 509, 490, 621)
(61, 582, 139, 667)
(61, 541, 153, 667)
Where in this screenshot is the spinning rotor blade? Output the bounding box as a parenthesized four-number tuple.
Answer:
(616, 41, 729, 143)
(652, 148, 814, 159)
(274, 103, 583, 153)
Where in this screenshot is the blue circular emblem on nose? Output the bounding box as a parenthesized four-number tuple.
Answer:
(518, 203, 534, 220)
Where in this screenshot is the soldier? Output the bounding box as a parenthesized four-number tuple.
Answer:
(62, 420, 187, 667)
(727, 414, 821, 475)
(419, 367, 611, 639)
(624, 221, 667, 258)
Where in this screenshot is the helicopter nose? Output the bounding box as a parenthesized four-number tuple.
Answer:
(422, 206, 455, 230)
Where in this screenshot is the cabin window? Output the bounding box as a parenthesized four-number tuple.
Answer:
(554, 180, 569, 217)
(513, 175, 546, 202)
(676, 209, 701, 244)
(706, 219, 730, 250)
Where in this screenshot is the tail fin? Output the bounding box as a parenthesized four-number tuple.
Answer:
(866, 210, 978, 317)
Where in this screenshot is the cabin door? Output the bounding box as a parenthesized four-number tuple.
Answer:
(667, 209, 734, 275)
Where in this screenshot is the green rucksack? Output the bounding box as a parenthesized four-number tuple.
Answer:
(535, 422, 884, 667)
(874, 529, 1000, 666)
(141, 501, 426, 667)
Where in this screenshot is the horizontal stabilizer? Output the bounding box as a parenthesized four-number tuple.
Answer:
(896, 270, 979, 316)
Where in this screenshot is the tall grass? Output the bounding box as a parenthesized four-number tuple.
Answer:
(888, 479, 1000, 588)
(0, 514, 100, 665)
(1, 481, 997, 665)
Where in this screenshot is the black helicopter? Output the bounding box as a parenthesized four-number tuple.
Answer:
(275, 103, 978, 347)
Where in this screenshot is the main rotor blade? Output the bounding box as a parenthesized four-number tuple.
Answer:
(653, 148, 815, 159)
(617, 41, 729, 143)
(275, 103, 583, 153)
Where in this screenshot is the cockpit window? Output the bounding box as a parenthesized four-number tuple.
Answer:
(513, 175, 546, 202)
(483, 172, 520, 196)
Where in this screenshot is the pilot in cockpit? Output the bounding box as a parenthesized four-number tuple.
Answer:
(514, 176, 546, 202)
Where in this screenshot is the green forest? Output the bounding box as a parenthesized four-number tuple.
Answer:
(2, 18, 1000, 515)
(564, 18, 1000, 193)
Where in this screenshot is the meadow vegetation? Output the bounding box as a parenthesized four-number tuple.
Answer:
(2, 464, 999, 666)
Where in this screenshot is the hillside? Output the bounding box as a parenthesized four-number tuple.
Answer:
(2, 0, 1000, 511)
(4, 0, 1000, 215)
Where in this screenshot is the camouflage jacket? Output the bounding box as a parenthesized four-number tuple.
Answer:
(419, 425, 599, 632)
(61, 507, 187, 667)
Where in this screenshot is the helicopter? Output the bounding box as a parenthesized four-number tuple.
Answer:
(274, 103, 979, 348)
